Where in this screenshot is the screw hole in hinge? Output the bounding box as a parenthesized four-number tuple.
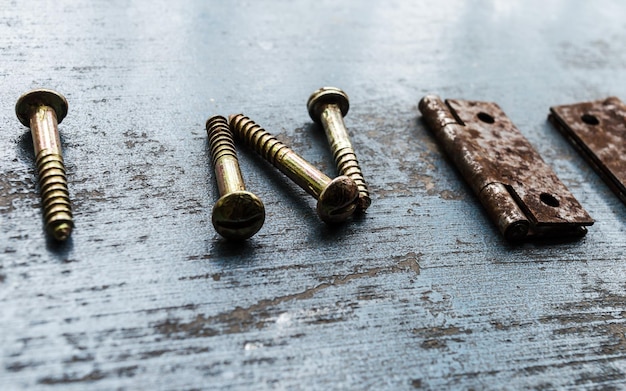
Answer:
(581, 114, 599, 125)
(540, 192, 560, 207)
(477, 112, 495, 124)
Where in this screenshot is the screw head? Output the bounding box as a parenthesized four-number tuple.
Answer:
(212, 191, 265, 240)
(307, 87, 349, 124)
(16, 89, 68, 127)
(317, 175, 359, 224)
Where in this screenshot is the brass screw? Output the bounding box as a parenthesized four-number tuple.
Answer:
(229, 114, 359, 224)
(15, 89, 73, 241)
(307, 87, 371, 211)
(206, 115, 265, 240)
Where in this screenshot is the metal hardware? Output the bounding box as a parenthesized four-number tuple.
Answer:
(307, 87, 371, 211)
(549, 97, 626, 205)
(206, 115, 265, 240)
(15, 89, 74, 241)
(228, 114, 358, 224)
(419, 95, 593, 241)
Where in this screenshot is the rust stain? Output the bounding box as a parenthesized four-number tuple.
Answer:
(419, 95, 593, 241)
(550, 97, 626, 205)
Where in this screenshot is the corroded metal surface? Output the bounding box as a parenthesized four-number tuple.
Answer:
(419, 95, 593, 240)
(550, 97, 626, 204)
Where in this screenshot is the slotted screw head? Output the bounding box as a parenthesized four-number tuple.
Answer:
(212, 191, 265, 240)
(317, 176, 359, 223)
(16, 89, 68, 127)
(307, 86, 349, 124)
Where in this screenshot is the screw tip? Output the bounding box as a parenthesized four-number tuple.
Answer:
(16, 89, 68, 127)
(307, 87, 349, 124)
(356, 193, 372, 211)
(51, 222, 73, 241)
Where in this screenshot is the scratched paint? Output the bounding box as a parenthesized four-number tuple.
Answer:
(1, 0, 626, 390)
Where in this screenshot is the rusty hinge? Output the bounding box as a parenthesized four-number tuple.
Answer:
(419, 95, 593, 241)
(549, 97, 626, 205)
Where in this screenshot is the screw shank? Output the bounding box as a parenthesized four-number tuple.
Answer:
(320, 105, 352, 154)
(229, 114, 331, 198)
(31, 106, 63, 156)
(277, 150, 330, 198)
(215, 157, 246, 195)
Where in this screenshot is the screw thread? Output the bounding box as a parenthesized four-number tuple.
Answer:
(206, 115, 238, 168)
(334, 147, 370, 208)
(230, 114, 334, 199)
(320, 107, 371, 210)
(229, 114, 290, 168)
(206, 115, 248, 196)
(35, 150, 73, 240)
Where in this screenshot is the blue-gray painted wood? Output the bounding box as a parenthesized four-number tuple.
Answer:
(1, 1, 626, 389)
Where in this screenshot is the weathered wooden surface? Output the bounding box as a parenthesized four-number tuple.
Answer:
(1, 1, 626, 389)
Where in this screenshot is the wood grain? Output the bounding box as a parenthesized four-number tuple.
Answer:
(1, 0, 626, 389)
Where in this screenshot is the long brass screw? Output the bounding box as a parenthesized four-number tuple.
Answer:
(15, 89, 73, 241)
(229, 114, 359, 224)
(206, 115, 265, 240)
(307, 87, 371, 211)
